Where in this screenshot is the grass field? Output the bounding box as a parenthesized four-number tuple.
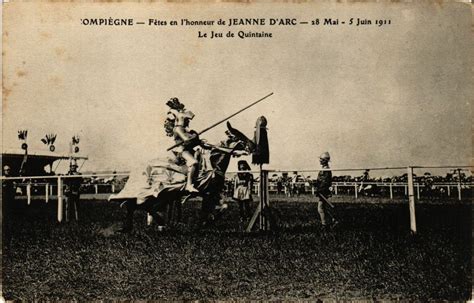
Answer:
(1, 196, 471, 301)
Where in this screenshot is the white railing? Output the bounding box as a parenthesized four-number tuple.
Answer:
(2, 165, 472, 233)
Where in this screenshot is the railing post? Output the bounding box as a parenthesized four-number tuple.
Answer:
(260, 170, 269, 231)
(57, 176, 63, 223)
(45, 183, 49, 203)
(416, 183, 420, 200)
(447, 185, 451, 196)
(389, 183, 393, 200)
(407, 166, 417, 234)
(457, 169, 462, 201)
(95, 184, 99, 194)
(112, 184, 115, 193)
(26, 183, 31, 205)
(354, 184, 358, 199)
(334, 184, 338, 195)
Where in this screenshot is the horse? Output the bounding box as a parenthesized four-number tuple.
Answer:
(116, 123, 255, 232)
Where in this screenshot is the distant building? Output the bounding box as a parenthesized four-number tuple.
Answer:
(1, 148, 88, 176)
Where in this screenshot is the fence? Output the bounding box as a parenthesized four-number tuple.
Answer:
(1, 165, 472, 233)
(1, 173, 129, 223)
(14, 182, 122, 197)
(12, 179, 472, 202)
(225, 165, 473, 233)
(223, 180, 472, 201)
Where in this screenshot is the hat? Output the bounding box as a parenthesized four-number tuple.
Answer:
(319, 152, 330, 161)
(237, 160, 251, 170)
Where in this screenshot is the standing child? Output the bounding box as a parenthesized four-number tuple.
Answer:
(233, 160, 254, 221)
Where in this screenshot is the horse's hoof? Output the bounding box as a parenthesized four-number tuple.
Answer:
(215, 203, 228, 211)
(118, 227, 133, 233)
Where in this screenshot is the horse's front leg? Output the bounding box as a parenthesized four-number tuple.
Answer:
(147, 197, 172, 230)
(199, 195, 215, 226)
(120, 199, 137, 233)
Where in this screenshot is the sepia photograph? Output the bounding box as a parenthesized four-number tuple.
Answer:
(1, 1, 473, 301)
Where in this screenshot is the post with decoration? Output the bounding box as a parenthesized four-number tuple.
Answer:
(17, 129, 28, 175)
(68, 135, 82, 221)
(246, 116, 270, 232)
(41, 133, 57, 152)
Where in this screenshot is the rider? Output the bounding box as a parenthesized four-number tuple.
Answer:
(165, 97, 200, 193)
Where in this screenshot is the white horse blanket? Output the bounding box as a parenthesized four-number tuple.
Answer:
(108, 157, 187, 204)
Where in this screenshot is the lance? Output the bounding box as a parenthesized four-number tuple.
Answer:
(167, 92, 274, 151)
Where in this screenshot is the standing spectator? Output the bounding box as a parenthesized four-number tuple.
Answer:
(284, 177, 291, 197)
(291, 171, 299, 197)
(358, 169, 370, 193)
(314, 152, 334, 229)
(276, 177, 283, 195)
(423, 172, 434, 196)
(64, 162, 82, 222)
(233, 160, 254, 222)
(2, 165, 17, 246)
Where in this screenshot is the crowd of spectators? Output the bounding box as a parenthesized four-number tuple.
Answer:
(223, 169, 472, 198)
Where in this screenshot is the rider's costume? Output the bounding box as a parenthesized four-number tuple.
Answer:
(166, 98, 200, 193)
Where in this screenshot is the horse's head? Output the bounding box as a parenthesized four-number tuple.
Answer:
(222, 122, 256, 154)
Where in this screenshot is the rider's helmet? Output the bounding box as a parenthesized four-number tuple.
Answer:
(166, 97, 185, 111)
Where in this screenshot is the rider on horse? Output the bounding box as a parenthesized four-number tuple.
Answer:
(164, 97, 201, 193)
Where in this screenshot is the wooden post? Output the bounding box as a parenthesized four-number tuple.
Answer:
(259, 169, 269, 230)
(389, 183, 393, 200)
(258, 173, 263, 229)
(94, 184, 99, 194)
(65, 196, 70, 222)
(407, 167, 417, 234)
(264, 170, 270, 230)
(246, 203, 261, 232)
(57, 177, 64, 223)
(112, 184, 115, 193)
(45, 183, 49, 203)
(74, 201, 79, 221)
(457, 169, 462, 201)
(416, 183, 420, 200)
(335, 184, 338, 195)
(404, 185, 407, 196)
(447, 185, 451, 196)
(26, 183, 31, 205)
(246, 169, 269, 232)
(147, 213, 153, 225)
(354, 184, 358, 199)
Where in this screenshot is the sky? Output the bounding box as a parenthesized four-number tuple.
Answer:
(2, 2, 472, 176)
